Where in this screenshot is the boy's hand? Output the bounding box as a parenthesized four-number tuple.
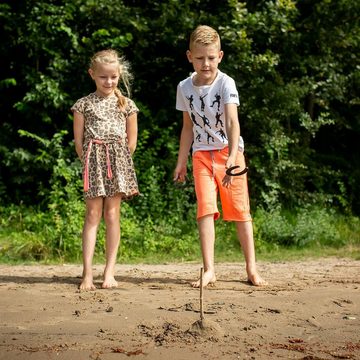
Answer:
(223, 155, 237, 187)
(225, 154, 237, 171)
(173, 165, 187, 183)
(222, 173, 232, 188)
(223, 164, 233, 188)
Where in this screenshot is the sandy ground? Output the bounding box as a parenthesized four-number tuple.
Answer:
(0, 258, 359, 360)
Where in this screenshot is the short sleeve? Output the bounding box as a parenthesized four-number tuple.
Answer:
(176, 83, 187, 111)
(125, 98, 139, 116)
(222, 77, 240, 106)
(71, 98, 86, 114)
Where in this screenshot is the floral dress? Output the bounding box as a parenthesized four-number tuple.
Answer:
(71, 92, 139, 199)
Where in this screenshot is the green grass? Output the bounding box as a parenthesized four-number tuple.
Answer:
(0, 204, 359, 265)
(216, 244, 360, 263)
(115, 244, 360, 265)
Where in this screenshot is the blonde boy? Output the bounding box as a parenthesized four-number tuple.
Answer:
(174, 25, 266, 287)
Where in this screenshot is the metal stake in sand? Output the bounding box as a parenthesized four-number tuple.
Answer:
(190, 267, 223, 336)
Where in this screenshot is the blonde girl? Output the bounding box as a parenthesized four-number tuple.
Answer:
(72, 49, 139, 290)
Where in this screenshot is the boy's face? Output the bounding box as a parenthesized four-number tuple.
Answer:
(187, 42, 223, 86)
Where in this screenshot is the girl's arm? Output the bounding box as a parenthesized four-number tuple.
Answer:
(126, 112, 138, 155)
(174, 111, 194, 182)
(224, 103, 240, 169)
(73, 111, 85, 159)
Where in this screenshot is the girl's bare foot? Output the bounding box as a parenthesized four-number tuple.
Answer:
(79, 276, 96, 291)
(191, 270, 216, 288)
(102, 276, 118, 289)
(247, 272, 268, 286)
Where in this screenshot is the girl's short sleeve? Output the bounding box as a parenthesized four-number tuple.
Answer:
(125, 98, 139, 116)
(71, 98, 85, 114)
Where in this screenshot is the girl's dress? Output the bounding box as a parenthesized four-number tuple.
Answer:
(71, 92, 139, 199)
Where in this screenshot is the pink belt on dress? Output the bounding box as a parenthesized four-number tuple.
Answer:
(83, 139, 118, 192)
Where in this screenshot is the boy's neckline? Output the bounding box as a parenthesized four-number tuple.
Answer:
(191, 70, 220, 87)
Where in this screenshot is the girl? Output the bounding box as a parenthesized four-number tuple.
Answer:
(72, 49, 139, 290)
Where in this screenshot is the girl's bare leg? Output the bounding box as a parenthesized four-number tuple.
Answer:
(236, 221, 267, 286)
(192, 214, 217, 288)
(80, 197, 103, 290)
(102, 195, 121, 288)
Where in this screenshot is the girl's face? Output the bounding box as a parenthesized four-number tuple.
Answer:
(186, 43, 223, 86)
(89, 63, 120, 97)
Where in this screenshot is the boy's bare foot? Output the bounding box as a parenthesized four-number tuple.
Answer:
(79, 276, 96, 291)
(102, 276, 118, 289)
(247, 272, 268, 286)
(191, 270, 216, 288)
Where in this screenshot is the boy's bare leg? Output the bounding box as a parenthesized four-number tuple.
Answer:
(236, 221, 267, 286)
(192, 214, 217, 288)
(102, 195, 121, 289)
(80, 197, 103, 291)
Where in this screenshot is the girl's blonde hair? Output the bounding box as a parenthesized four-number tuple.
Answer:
(89, 49, 133, 110)
(189, 25, 221, 50)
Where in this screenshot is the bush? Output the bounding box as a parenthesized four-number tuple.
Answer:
(253, 206, 359, 249)
(1, 202, 359, 263)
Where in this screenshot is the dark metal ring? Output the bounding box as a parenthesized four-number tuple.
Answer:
(225, 166, 248, 176)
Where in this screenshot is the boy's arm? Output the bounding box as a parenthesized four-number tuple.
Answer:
(126, 112, 138, 155)
(224, 103, 240, 169)
(174, 112, 194, 182)
(73, 111, 85, 159)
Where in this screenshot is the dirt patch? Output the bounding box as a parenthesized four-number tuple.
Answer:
(0, 259, 359, 359)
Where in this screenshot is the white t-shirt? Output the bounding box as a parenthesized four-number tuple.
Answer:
(176, 70, 244, 153)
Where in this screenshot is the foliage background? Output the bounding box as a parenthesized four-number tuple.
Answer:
(0, 0, 359, 262)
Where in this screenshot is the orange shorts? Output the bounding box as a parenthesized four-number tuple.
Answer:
(192, 148, 252, 221)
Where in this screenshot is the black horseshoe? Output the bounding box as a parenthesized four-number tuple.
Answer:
(225, 165, 248, 176)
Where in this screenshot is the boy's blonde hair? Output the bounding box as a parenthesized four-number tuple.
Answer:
(189, 25, 221, 50)
(89, 49, 133, 110)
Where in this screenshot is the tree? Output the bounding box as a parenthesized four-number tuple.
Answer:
(0, 0, 359, 215)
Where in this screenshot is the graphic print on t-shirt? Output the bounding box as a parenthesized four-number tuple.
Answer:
(185, 91, 227, 146)
(177, 70, 243, 152)
(191, 112, 201, 128)
(195, 130, 201, 142)
(196, 112, 211, 129)
(186, 94, 194, 110)
(215, 112, 223, 128)
(205, 129, 215, 144)
(210, 92, 221, 111)
(199, 94, 208, 112)
(216, 128, 227, 143)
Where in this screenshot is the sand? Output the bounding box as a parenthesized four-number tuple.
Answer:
(0, 258, 359, 359)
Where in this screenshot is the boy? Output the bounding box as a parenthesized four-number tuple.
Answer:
(174, 25, 267, 288)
